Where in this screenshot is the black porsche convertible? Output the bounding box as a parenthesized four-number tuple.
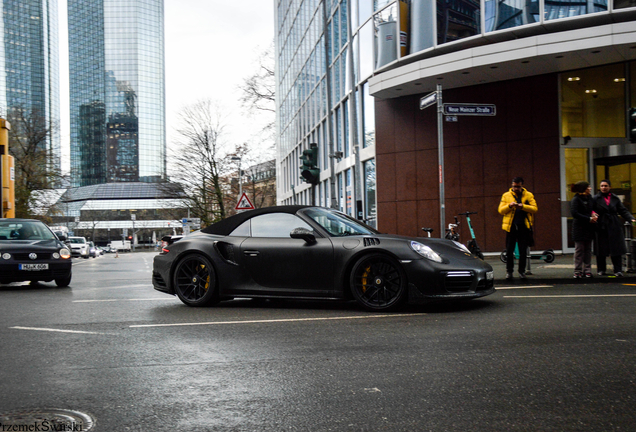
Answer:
(152, 206, 495, 311)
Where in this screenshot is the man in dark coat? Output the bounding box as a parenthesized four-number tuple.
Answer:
(592, 179, 636, 276)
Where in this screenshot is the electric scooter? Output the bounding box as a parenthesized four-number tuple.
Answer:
(458, 211, 484, 260)
(499, 245, 556, 264)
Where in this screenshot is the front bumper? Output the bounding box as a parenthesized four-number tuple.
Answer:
(402, 258, 495, 303)
(0, 261, 72, 283)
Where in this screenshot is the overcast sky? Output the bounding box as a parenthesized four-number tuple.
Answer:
(58, 0, 276, 172)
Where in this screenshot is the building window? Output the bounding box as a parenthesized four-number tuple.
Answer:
(561, 64, 626, 138)
(362, 82, 375, 148)
(485, 0, 539, 32)
(545, 0, 608, 21)
(437, 0, 480, 45)
(346, 168, 353, 216)
(364, 159, 376, 228)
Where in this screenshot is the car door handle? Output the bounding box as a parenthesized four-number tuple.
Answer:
(244, 250, 260, 257)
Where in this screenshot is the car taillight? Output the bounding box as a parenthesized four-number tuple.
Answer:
(161, 247, 170, 254)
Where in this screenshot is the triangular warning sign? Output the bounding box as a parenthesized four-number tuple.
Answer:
(235, 192, 255, 211)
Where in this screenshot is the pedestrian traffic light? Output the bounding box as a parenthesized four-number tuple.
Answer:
(300, 143, 319, 184)
(629, 108, 636, 143)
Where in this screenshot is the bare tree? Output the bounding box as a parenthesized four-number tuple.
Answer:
(6, 107, 66, 219)
(239, 43, 275, 117)
(167, 100, 245, 227)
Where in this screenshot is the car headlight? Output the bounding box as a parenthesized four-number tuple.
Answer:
(2, 253, 11, 260)
(59, 248, 71, 259)
(453, 241, 471, 254)
(410, 241, 443, 263)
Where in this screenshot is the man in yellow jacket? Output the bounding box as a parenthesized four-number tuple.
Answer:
(498, 177, 538, 280)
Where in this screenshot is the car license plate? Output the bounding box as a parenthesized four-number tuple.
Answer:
(19, 263, 49, 271)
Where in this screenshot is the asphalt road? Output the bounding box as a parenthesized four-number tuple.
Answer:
(1, 251, 635, 431)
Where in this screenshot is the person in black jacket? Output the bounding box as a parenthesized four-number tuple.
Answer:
(570, 181, 598, 278)
(592, 179, 636, 277)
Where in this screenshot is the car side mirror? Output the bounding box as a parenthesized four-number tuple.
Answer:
(57, 234, 67, 242)
(290, 227, 316, 244)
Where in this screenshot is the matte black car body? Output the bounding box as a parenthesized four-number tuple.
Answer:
(0, 219, 73, 287)
(152, 206, 495, 310)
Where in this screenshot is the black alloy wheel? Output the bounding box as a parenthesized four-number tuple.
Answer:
(173, 254, 219, 307)
(350, 253, 407, 311)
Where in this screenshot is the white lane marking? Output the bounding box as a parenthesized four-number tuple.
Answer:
(73, 298, 175, 303)
(504, 294, 636, 298)
(496, 285, 553, 290)
(10, 326, 112, 335)
(130, 313, 426, 328)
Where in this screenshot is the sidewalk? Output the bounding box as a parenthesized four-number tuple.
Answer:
(485, 253, 636, 284)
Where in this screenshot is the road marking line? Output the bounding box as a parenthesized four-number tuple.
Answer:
(504, 294, 636, 298)
(9, 326, 111, 335)
(130, 313, 426, 328)
(496, 285, 553, 290)
(73, 298, 175, 303)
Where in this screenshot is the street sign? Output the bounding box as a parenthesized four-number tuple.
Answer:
(235, 192, 255, 211)
(419, 91, 437, 110)
(443, 103, 496, 116)
(445, 116, 458, 122)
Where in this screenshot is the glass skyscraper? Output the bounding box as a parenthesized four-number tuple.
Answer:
(0, 0, 61, 168)
(68, 0, 165, 187)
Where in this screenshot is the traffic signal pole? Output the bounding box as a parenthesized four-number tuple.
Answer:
(1, 118, 15, 218)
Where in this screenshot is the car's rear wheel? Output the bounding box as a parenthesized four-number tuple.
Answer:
(173, 254, 219, 307)
(350, 254, 408, 311)
(55, 271, 72, 287)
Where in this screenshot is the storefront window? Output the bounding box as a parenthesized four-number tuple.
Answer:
(565, 148, 589, 248)
(561, 64, 626, 138)
(631, 61, 636, 109)
(565, 148, 589, 202)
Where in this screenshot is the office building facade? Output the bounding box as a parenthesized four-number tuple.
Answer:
(276, 0, 636, 252)
(68, 0, 165, 187)
(0, 0, 61, 167)
(275, 0, 380, 226)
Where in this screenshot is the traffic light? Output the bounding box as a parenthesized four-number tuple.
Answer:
(300, 143, 319, 184)
(629, 108, 636, 143)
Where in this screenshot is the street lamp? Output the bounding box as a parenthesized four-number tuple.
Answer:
(231, 156, 242, 198)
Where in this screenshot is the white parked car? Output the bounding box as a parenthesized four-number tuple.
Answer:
(67, 236, 90, 259)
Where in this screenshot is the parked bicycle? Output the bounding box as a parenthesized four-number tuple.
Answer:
(422, 212, 484, 260)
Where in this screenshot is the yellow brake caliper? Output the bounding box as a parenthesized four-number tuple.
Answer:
(199, 264, 209, 292)
(361, 266, 371, 293)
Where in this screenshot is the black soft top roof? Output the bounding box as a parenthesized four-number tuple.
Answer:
(201, 205, 312, 236)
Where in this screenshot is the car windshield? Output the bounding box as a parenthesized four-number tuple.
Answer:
(0, 221, 57, 241)
(302, 208, 379, 237)
(69, 238, 86, 244)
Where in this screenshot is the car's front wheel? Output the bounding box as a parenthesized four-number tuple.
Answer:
(55, 271, 72, 287)
(349, 253, 408, 311)
(173, 254, 219, 307)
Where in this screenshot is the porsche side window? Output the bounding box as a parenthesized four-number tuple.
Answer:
(229, 220, 251, 237)
(250, 213, 313, 238)
(303, 208, 377, 237)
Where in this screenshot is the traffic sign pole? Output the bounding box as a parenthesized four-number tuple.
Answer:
(437, 84, 445, 239)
